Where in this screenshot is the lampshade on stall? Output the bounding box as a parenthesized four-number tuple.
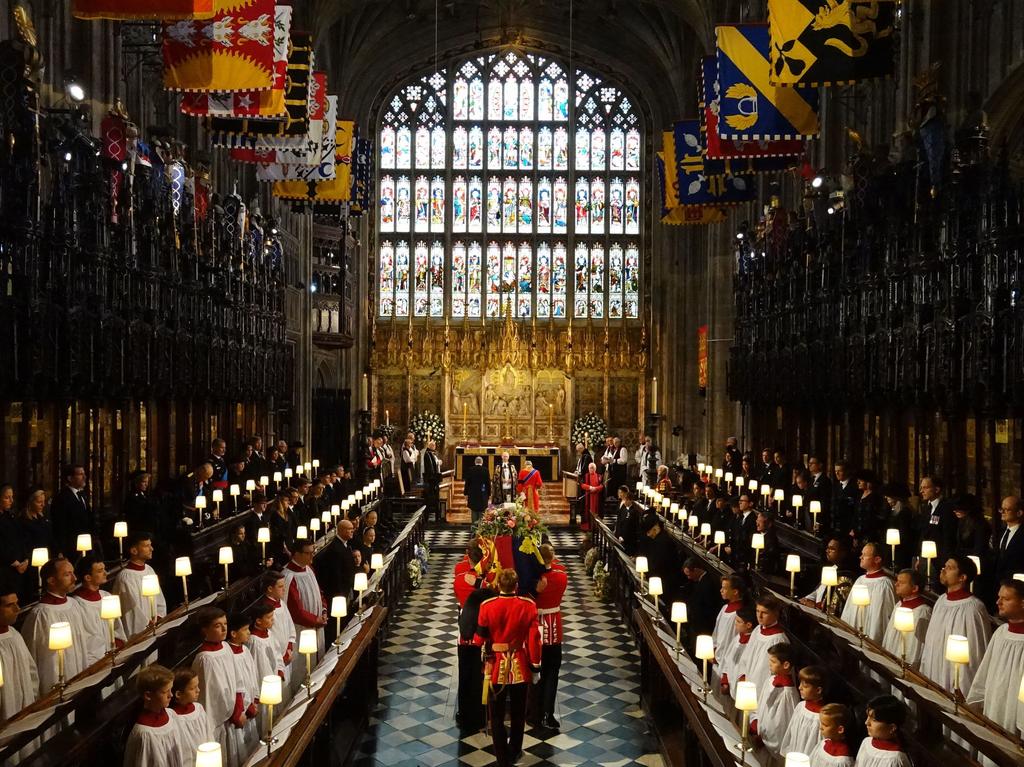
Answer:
(371, 553, 384, 570)
(100, 594, 122, 620)
(734, 681, 758, 711)
(820, 566, 839, 587)
(670, 602, 687, 624)
(260, 675, 283, 705)
(695, 634, 715, 660)
(785, 554, 801, 573)
(298, 629, 318, 655)
(141, 574, 161, 597)
(647, 577, 663, 597)
(850, 584, 871, 607)
(893, 606, 915, 633)
(175, 557, 192, 577)
(195, 742, 222, 767)
(48, 621, 73, 651)
(945, 635, 970, 665)
(331, 596, 348, 618)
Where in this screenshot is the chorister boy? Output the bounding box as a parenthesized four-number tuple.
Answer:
(260, 571, 295, 698)
(780, 665, 827, 757)
(734, 593, 787, 695)
(123, 664, 185, 767)
(712, 574, 747, 670)
(719, 605, 755, 697)
(171, 668, 214, 767)
(855, 695, 913, 767)
(750, 642, 800, 755)
(810, 703, 854, 767)
(227, 612, 261, 760)
(191, 607, 246, 767)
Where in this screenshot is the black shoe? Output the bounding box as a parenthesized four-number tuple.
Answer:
(541, 714, 560, 729)
(526, 717, 543, 729)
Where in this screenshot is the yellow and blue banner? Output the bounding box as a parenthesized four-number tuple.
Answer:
(715, 24, 819, 141)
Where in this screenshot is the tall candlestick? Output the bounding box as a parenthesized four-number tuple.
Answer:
(651, 376, 658, 412)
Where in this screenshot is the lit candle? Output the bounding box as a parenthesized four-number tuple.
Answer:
(259, 675, 283, 756)
(648, 576, 663, 611)
(195, 742, 222, 767)
(385, 409, 390, 426)
(176, 556, 192, 605)
(331, 596, 348, 652)
(354, 572, 368, 612)
(695, 633, 715, 698)
(892, 606, 915, 673)
(785, 554, 801, 597)
(218, 546, 233, 589)
(670, 602, 687, 654)
(361, 373, 368, 409)
(651, 376, 658, 412)
(946, 634, 970, 711)
(298, 629, 318, 696)
(49, 621, 74, 698)
(100, 594, 121, 652)
(113, 522, 128, 560)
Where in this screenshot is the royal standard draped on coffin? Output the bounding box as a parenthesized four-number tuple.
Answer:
(473, 501, 547, 596)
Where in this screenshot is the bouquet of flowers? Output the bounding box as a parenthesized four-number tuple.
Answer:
(409, 411, 445, 446)
(374, 423, 400, 442)
(474, 499, 548, 541)
(571, 412, 607, 451)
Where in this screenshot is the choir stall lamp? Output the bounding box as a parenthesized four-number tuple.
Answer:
(661, 497, 671, 514)
(886, 529, 900, 567)
(892, 606, 915, 676)
(218, 547, 233, 590)
(211, 489, 223, 520)
(309, 518, 321, 541)
(774, 488, 785, 515)
(196, 742, 222, 767)
(331, 596, 348, 653)
(176, 557, 192, 607)
(141, 573, 161, 633)
(295, 464, 304, 477)
(760, 483, 772, 507)
(850, 584, 871, 647)
(791, 494, 803, 525)
(670, 502, 679, 521)
(259, 674, 282, 756)
(331, 504, 341, 524)
(946, 634, 970, 712)
(246, 480, 257, 495)
(113, 522, 128, 560)
(354, 572, 369, 613)
(648, 576, 663, 612)
(697, 462, 706, 476)
(699, 523, 711, 547)
(735, 475, 744, 492)
(670, 602, 687, 657)
(284, 467, 293, 486)
(715, 468, 724, 485)
(820, 566, 838, 618)
(321, 510, 332, 532)
(713, 530, 726, 554)
(298, 629, 317, 697)
(635, 556, 649, 591)
(257, 527, 271, 562)
(635, 480, 644, 493)
(101, 594, 121, 654)
(296, 525, 309, 541)
(304, 462, 312, 475)
(695, 633, 715, 701)
(229, 484, 240, 506)
(751, 533, 765, 568)
(734, 680, 758, 764)
(31, 548, 48, 592)
(48, 621, 73, 700)
(967, 556, 981, 592)
(371, 553, 384, 572)
(194, 495, 207, 529)
(76, 533, 92, 556)
(312, 458, 320, 476)
(687, 515, 698, 537)
(785, 554, 801, 597)
(273, 471, 282, 491)
(748, 479, 758, 493)
(809, 500, 821, 531)
(355, 490, 364, 506)
(921, 540, 937, 580)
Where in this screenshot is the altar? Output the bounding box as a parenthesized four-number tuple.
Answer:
(453, 445, 561, 482)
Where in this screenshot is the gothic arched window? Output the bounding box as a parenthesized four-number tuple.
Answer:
(377, 50, 642, 321)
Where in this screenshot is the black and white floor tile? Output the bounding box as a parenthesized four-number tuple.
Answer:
(353, 543, 664, 767)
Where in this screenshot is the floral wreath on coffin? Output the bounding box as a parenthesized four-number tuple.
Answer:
(473, 499, 549, 565)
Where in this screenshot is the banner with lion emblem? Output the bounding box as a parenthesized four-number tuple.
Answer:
(768, 0, 897, 87)
(715, 24, 820, 141)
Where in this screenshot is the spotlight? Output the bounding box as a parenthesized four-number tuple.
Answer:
(735, 231, 744, 241)
(310, 284, 318, 293)
(271, 227, 278, 235)
(827, 206, 835, 215)
(65, 79, 86, 103)
(121, 162, 128, 171)
(811, 175, 824, 189)
(64, 151, 72, 162)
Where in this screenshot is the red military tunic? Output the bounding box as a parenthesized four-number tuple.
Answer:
(535, 567, 567, 645)
(517, 468, 543, 514)
(476, 593, 542, 685)
(579, 470, 603, 530)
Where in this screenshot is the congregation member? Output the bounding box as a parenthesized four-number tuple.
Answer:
(779, 665, 827, 757)
(681, 557, 722, 641)
(723, 493, 756, 567)
(919, 555, 991, 696)
(51, 464, 95, 559)
(965, 578, 1024, 741)
(530, 544, 567, 730)
(614, 486, 642, 555)
(22, 558, 92, 695)
(0, 484, 26, 590)
(455, 548, 493, 733)
(800, 538, 854, 615)
(880, 484, 915, 569)
(422, 440, 443, 523)
(640, 516, 679, 606)
(839, 543, 895, 643)
(283, 540, 328, 668)
(463, 456, 491, 524)
(917, 475, 956, 564)
(810, 703, 855, 767)
(881, 569, 931, 669)
(992, 496, 1024, 587)
(123, 665, 184, 767)
(72, 555, 126, 662)
(171, 668, 214, 763)
(831, 462, 858, 540)
(112, 531, 167, 637)
(0, 580, 38, 719)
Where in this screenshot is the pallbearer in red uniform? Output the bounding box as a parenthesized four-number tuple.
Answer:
(476, 568, 542, 767)
(454, 544, 495, 732)
(517, 461, 543, 514)
(578, 461, 603, 531)
(529, 544, 567, 730)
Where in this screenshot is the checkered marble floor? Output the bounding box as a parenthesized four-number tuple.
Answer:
(352, 547, 664, 767)
(425, 528, 586, 553)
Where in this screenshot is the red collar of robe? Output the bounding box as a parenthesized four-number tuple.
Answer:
(125, 561, 146, 571)
(738, 632, 752, 645)
(946, 588, 970, 601)
(286, 562, 306, 573)
(265, 597, 282, 609)
(823, 740, 850, 756)
(900, 596, 926, 609)
(1007, 621, 1024, 634)
(871, 738, 902, 751)
(172, 703, 195, 715)
(200, 641, 223, 652)
(72, 586, 101, 602)
(771, 674, 794, 687)
(228, 643, 244, 655)
(760, 624, 784, 636)
(136, 710, 170, 727)
(805, 700, 824, 713)
(251, 627, 270, 638)
(40, 593, 68, 605)
(725, 600, 743, 613)
(864, 570, 886, 579)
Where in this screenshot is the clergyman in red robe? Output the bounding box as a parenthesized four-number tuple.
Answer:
(517, 461, 543, 513)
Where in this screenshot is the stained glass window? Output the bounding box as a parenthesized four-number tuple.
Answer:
(377, 51, 643, 321)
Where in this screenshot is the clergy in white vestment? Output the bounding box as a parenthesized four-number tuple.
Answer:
(808, 703, 855, 767)
(171, 668, 215, 767)
(712, 574, 747, 664)
(718, 606, 755, 698)
(20, 558, 93, 696)
(966, 579, 1024, 739)
(881, 569, 931, 669)
(779, 665, 827, 757)
(191, 607, 247, 767)
(258, 571, 296, 703)
(71, 555, 127, 663)
(282, 540, 327, 667)
(734, 594, 788, 696)
(0, 584, 38, 720)
(839, 543, 896, 643)
(122, 664, 187, 767)
(854, 694, 913, 767)
(111, 531, 168, 637)
(919, 555, 991, 695)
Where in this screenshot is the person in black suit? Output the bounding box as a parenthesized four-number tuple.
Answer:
(992, 496, 1024, 588)
(757, 448, 775, 485)
(682, 556, 722, 641)
(247, 436, 269, 479)
(423, 440, 443, 523)
(51, 464, 100, 560)
(830, 460, 859, 539)
(245, 491, 272, 555)
(754, 511, 781, 575)
(614, 486, 643, 556)
(917, 474, 957, 562)
(178, 462, 214, 527)
(464, 457, 491, 524)
(767, 449, 789, 490)
(123, 470, 160, 537)
(641, 515, 681, 607)
(319, 518, 358, 598)
(724, 493, 757, 568)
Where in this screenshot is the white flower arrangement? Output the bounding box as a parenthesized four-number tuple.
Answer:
(410, 411, 445, 446)
(571, 412, 607, 452)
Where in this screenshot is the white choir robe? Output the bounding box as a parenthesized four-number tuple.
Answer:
(247, 630, 284, 734)
(881, 597, 931, 670)
(809, 739, 855, 767)
(780, 700, 825, 758)
(123, 710, 187, 767)
(853, 737, 912, 767)
(0, 627, 39, 719)
(719, 633, 750, 699)
(71, 587, 127, 664)
(751, 676, 800, 755)
(282, 563, 325, 689)
(839, 572, 895, 643)
(192, 642, 242, 765)
(171, 702, 214, 767)
(966, 623, 1024, 738)
(228, 644, 260, 765)
(734, 624, 787, 697)
(712, 601, 742, 664)
(919, 591, 991, 694)
(264, 598, 296, 703)
(112, 562, 168, 638)
(21, 595, 93, 695)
